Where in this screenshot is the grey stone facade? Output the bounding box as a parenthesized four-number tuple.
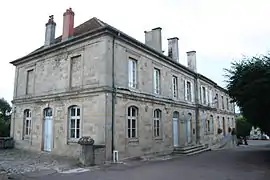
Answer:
(10, 12, 235, 162)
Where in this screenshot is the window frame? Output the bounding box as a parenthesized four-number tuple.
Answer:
(23, 109, 32, 139)
(128, 58, 138, 89)
(127, 106, 138, 139)
(153, 68, 161, 94)
(172, 75, 178, 98)
(68, 106, 81, 140)
(153, 109, 162, 138)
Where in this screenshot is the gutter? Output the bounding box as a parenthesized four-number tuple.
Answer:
(111, 36, 116, 159)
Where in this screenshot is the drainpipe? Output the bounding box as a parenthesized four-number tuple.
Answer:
(195, 74, 200, 144)
(111, 36, 116, 160)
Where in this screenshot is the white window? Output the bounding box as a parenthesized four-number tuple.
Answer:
(23, 109, 31, 139)
(202, 86, 206, 104)
(128, 58, 137, 88)
(154, 68, 161, 94)
(172, 76, 178, 98)
(221, 96, 225, 109)
(209, 90, 213, 106)
(153, 109, 161, 137)
(185, 80, 193, 102)
(226, 98, 229, 110)
(69, 106, 81, 139)
(127, 106, 138, 138)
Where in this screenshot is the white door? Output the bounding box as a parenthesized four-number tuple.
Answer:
(187, 119, 192, 144)
(44, 108, 53, 152)
(173, 118, 179, 147)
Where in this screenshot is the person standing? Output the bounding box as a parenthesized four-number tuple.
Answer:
(231, 128, 237, 146)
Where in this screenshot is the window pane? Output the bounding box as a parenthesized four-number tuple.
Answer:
(71, 108, 75, 116)
(154, 120, 156, 127)
(128, 108, 131, 116)
(25, 127, 28, 135)
(76, 119, 80, 129)
(128, 119, 131, 128)
(29, 128, 31, 135)
(132, 107, 136, 117)
(76, 129, 80, 138)
(77, 108, 80, 116)
(26, 120, 29, 128)
(132, 129, 136, 138)
(128, 129, 131, 138)
(70, 119, 75, 128)
(132, 119, 136, 129)
(70, 129, 75, 138)
(156, 128, 160, 136)
(157, 120, 160, 128)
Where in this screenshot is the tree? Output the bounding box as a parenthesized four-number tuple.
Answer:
(225, 54, 270, 134)
(0, 98, 11, 137)
(236, 116, 252, 137)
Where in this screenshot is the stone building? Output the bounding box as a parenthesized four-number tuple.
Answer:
(10, 8, 235, 161)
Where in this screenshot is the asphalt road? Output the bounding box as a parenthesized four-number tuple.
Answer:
(34, 140, 270, 180)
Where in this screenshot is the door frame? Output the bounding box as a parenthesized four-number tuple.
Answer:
(43, 108, 53, 152)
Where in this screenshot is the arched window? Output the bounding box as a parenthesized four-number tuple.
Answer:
(68, 106, 81, 139)
(153, 109, 162, 137)
(127, 106, 138, 138)
(173, 111, 179, 119)
(23, 109, 31, 139)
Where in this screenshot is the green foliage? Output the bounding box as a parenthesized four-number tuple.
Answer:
(236, 116, 252, 137)
(0, 98, 11, 137)
(225, 54, 270, 134)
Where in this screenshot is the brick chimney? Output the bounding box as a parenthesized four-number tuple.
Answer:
(167, 37, 179, 62)
(62, 8, 75, 41)
(144, 27, 162, 53)
(44, 15, 56, 46)
(187, 51, 197, 72)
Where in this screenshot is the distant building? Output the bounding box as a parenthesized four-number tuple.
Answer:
(9, 8, 236, 161)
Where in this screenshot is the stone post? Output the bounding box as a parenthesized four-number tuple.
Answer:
(78, 136, 95, 166)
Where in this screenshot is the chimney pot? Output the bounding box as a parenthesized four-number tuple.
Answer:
(187, 51, 197, 72)
(144, 27, 162, 53)
(62, 7, 75, 41)
(44, 15, 56, 47)
(167, 37, 179, 62)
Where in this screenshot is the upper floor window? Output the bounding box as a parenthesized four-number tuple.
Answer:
(185, 80, 192, 101)
(172, 76, 178, 98)
(69, 106, 81, 139)
(127, 106, 138, 138)
(23, 109, 32, 139)
(153, 109, 161, 137)
(128, 58, 137, 88)
(26, 69, 34, 95)
(226, 98, 229, 110)
(216, 93, 219, 108)
(201, 86, 207, 104)
(221, 96, 224, 109)
(153, 68, 161, 94)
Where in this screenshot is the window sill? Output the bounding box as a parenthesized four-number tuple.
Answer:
(128, 138, 139, 144)
(154, 137, 163, 141)
(67, 139, 80, 144)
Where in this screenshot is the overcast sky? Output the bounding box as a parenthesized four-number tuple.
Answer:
(1, 0, 270, 104)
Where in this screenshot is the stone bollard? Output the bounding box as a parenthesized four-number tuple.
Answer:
(78, 136, 95, 166)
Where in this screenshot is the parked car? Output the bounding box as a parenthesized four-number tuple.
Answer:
(261, 134, 270, 140)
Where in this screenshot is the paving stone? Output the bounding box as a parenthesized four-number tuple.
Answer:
(0, 149, 78, 177)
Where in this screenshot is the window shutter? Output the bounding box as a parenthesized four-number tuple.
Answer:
(153, 70, 156, 93)
(128, 60, 132, 86)
(209, 90, 213, 106)
(200, 86, 203, 103)
(205, 87, 209, 105)
(184, 80, 187, 101)
(191, 82, 194, 102)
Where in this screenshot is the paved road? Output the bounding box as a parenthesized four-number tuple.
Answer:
(31, 140, 270, 180)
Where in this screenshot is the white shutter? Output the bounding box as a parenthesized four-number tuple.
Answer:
(200, 86, 203, 104)
(184, 80, 187, 100)
(209, 90, 213, 106)
(191, 82, 194, 102)
(205, 87, 209, 105)
(128, 60, 132, 87)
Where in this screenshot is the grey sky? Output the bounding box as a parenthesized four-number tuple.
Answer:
(1, 0, 270, 104)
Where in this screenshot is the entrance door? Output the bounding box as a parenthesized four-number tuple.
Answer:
(44, 108, 53, 152)
(186, 113, 192, 144)
(173, 111, 179, 147)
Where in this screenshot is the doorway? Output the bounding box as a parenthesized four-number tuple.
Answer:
(173, 111, 179, 147)
(43, 108, 53, 152)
